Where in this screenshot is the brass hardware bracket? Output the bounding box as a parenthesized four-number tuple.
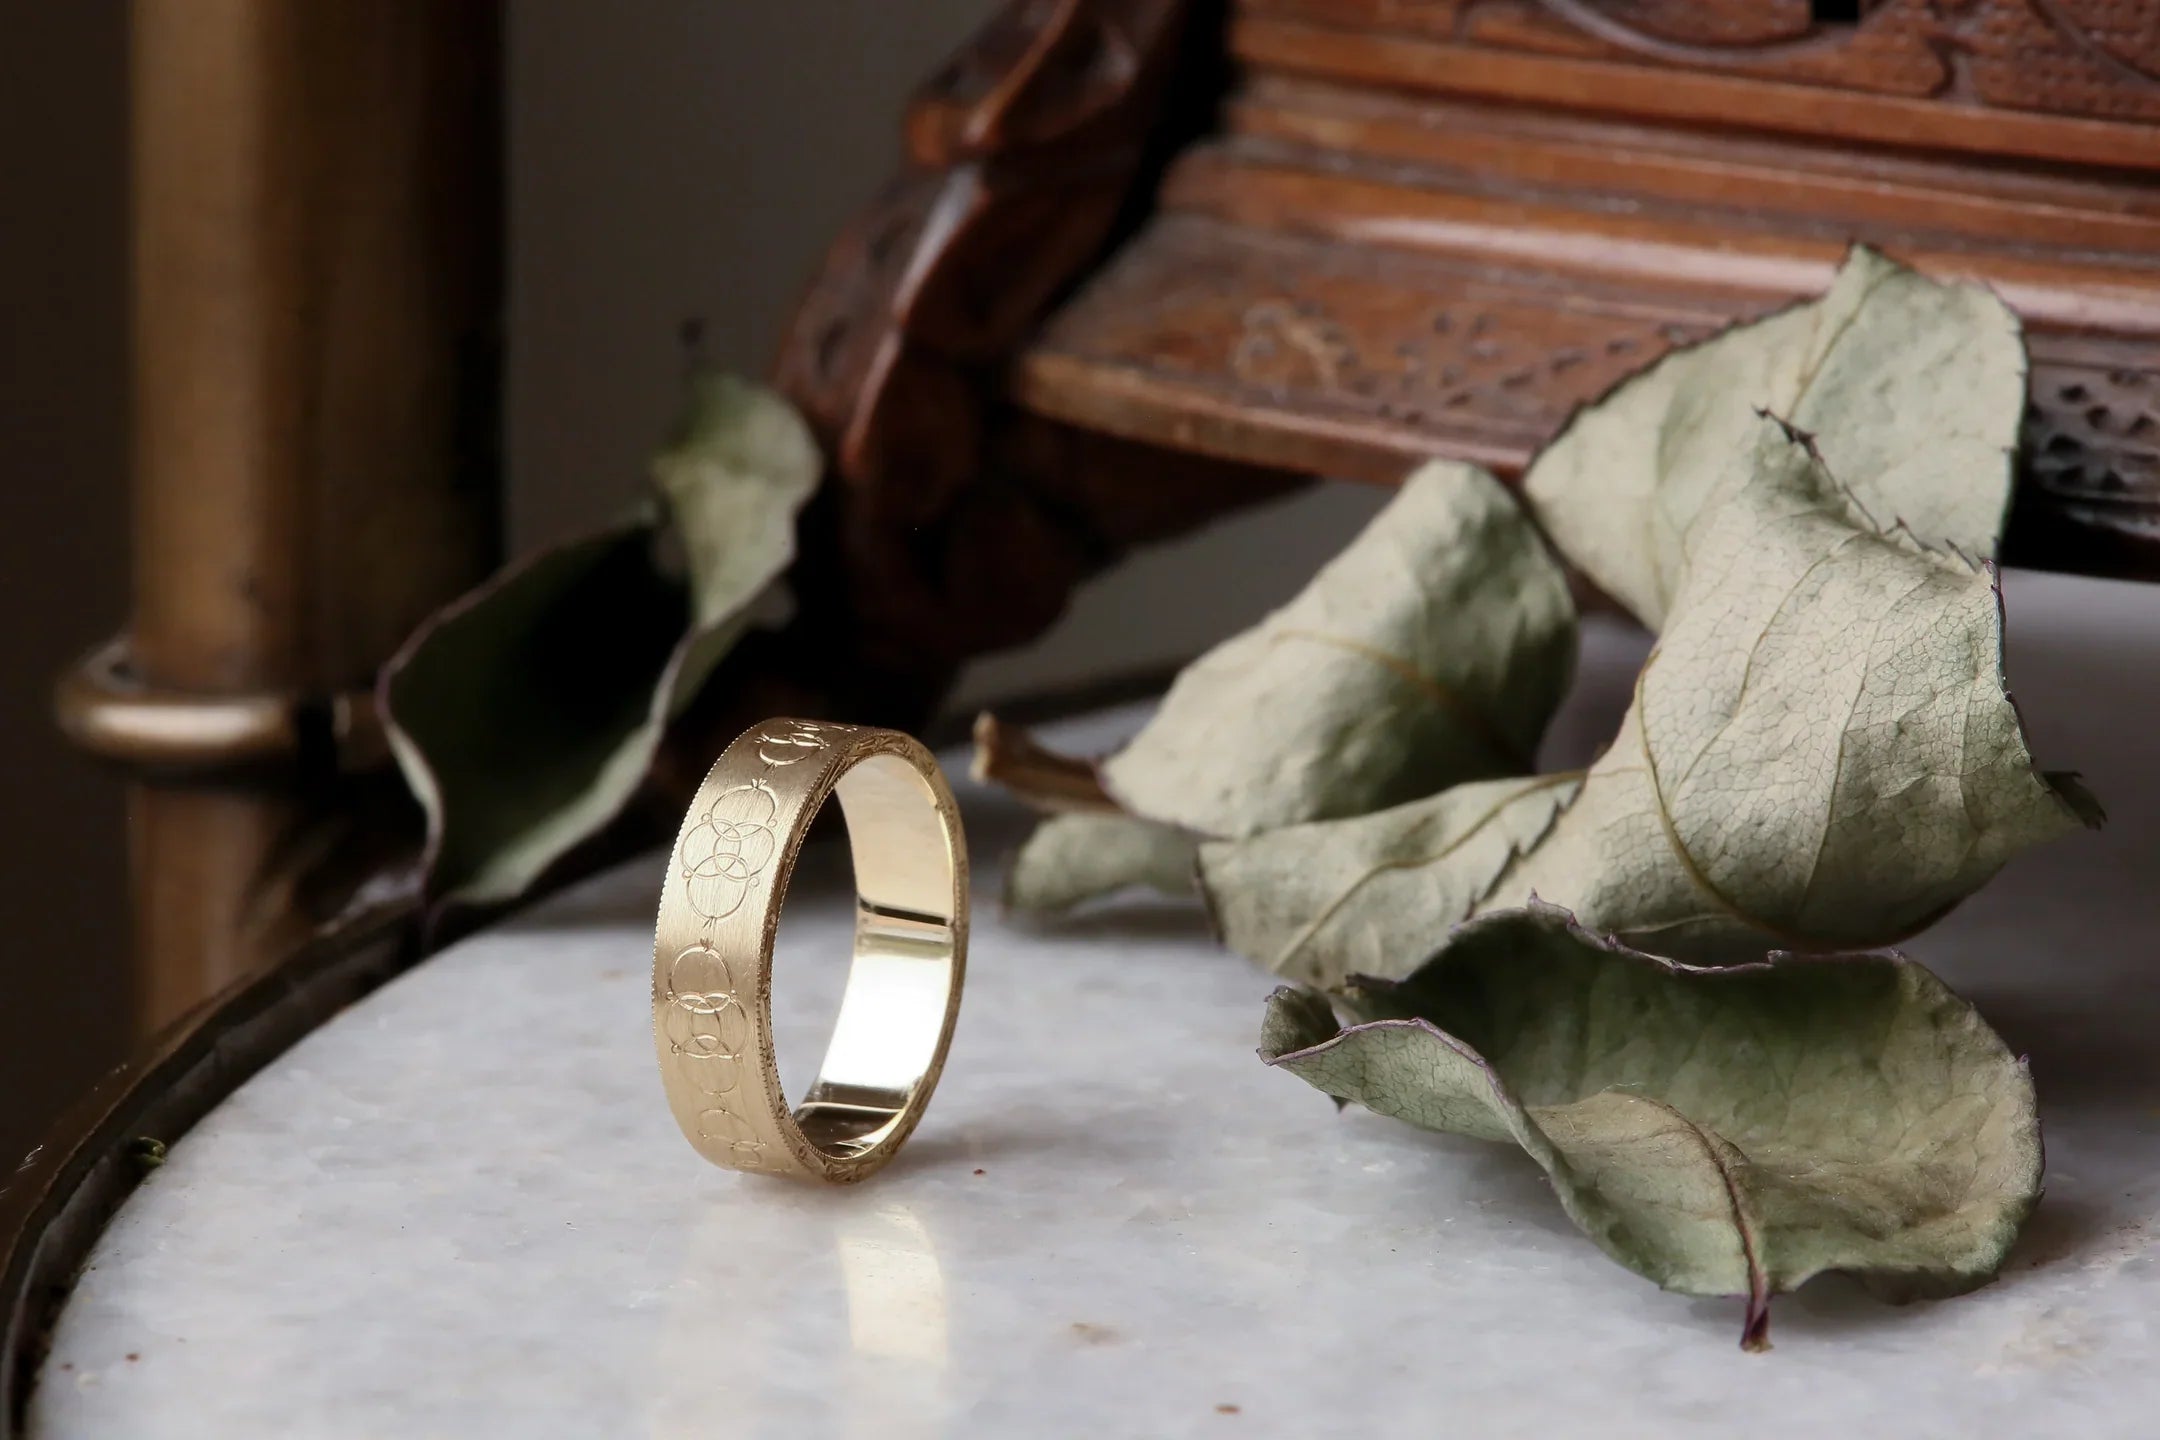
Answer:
(55, 637, 387, 781)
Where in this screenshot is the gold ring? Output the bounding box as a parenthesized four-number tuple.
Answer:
(652, 719, 968, 1183)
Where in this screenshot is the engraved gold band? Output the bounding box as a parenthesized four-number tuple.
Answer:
(652, 719, 968, 1183)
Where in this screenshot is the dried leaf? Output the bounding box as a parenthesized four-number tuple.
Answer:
(1200, 773, 1581, 989)
(1005, 813, 1197, 914)
(653, 373, 824, 641)
(1490, 424, 2091, 955)
(1205, 421, 2094, 967)
(976, 716, 1172, 915)
(1260, 903, 2043, 1350)
(382, 373, 819, 906)
(1525, 246, 2024, 630)
(1099, 461, 1574, 836)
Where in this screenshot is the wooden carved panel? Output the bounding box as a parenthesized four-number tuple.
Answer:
(1220, 75, 2160, 259)
(1019, 212, 2160, 576)
(1020, 214, 1763, 479)
(768, 0, 1297, 708)
(2012, 344, 2160, 573)
(1234, 0, 2160, 166)
(769, 0, 2160, 729)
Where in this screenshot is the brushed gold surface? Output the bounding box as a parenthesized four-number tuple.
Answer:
(652, 720, 968, 1184)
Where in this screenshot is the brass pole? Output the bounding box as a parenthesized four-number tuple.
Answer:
(105, 0, 501, 1030)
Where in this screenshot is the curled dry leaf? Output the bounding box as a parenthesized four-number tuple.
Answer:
(1204, 420, 2095, 971)
(1005, 812, 1198, 915)
(973, 716, 1191, 912)
(987, 461, 1574, 914)
(1260, 903, 2044, 1351)
(1202, 773, 1580, 988)
(1100, 460, 1575, 836)
(382, 373, 820, 906)
(1525, 245, 2024, 631)
(1483, 426, 2096, 954)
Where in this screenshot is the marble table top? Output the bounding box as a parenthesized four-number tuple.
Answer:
(29, 569, 2160, 1439)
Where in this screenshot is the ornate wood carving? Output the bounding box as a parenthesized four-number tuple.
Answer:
(1021, 213, 2160, 575)
(771, 0, 2160, 727)
(2011, 342, 2160, 574)
(768, 0, 1306, 722)
(1233, 2, 2160, 169)
(1244, 0, 2160, 129)
(1021, 215, 1746, 480)
(1005, 10, 2160, 580)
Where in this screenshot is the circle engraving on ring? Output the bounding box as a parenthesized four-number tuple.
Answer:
(656, 719, 967, 1184)
(663, 941, 748, 1096)
(680, 1053, 742, 1096)
(662, 1001, 748, 1057)
(755, 721, 827, 767)
(696, 1106, 757, 1143)
(665, 944, 735, 1009)
(678, 782, 779, 921)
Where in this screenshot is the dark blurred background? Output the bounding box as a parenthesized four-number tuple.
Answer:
(1, 2, 131, 1169)
(0, 2, 1383, 1163)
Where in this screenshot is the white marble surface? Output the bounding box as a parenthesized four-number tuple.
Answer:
(30, 570, 2160, 1439)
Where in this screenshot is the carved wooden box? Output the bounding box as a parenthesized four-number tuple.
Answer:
(774, 0, 2160, 694)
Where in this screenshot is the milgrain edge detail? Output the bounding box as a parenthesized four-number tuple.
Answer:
(651, 721, 971, 1185)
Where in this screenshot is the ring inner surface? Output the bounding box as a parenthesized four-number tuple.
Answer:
(794, 751, 958, 1158)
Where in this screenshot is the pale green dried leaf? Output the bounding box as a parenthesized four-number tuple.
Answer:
(1483, 423, 2090, 957)
(654, 371, 823, 632)
(1100, 461, 1574, 836)
(1005, 813, 1197, 915)
(383, 373, 819, 906)
(1209, 421, 2094, 968)
(1261, 903, 2043, 1350)
(1526, 246, 2024, 630)
(1200, 773, 1581, 989)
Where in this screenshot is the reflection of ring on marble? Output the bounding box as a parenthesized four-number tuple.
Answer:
(653, 719, 968, 1183)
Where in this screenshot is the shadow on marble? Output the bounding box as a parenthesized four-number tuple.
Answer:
(1325, 1108, 1590, 1247)
(871, 1121, 1110, 1179)
(1641, 1209, 2137, 1352)
(1001, 901, 1213, 945)
(2000, 1193, 2127, 1277)
(1686, 1274, 1910, 1344)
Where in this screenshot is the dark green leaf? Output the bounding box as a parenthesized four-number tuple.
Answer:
(383, 373, 819, 905)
